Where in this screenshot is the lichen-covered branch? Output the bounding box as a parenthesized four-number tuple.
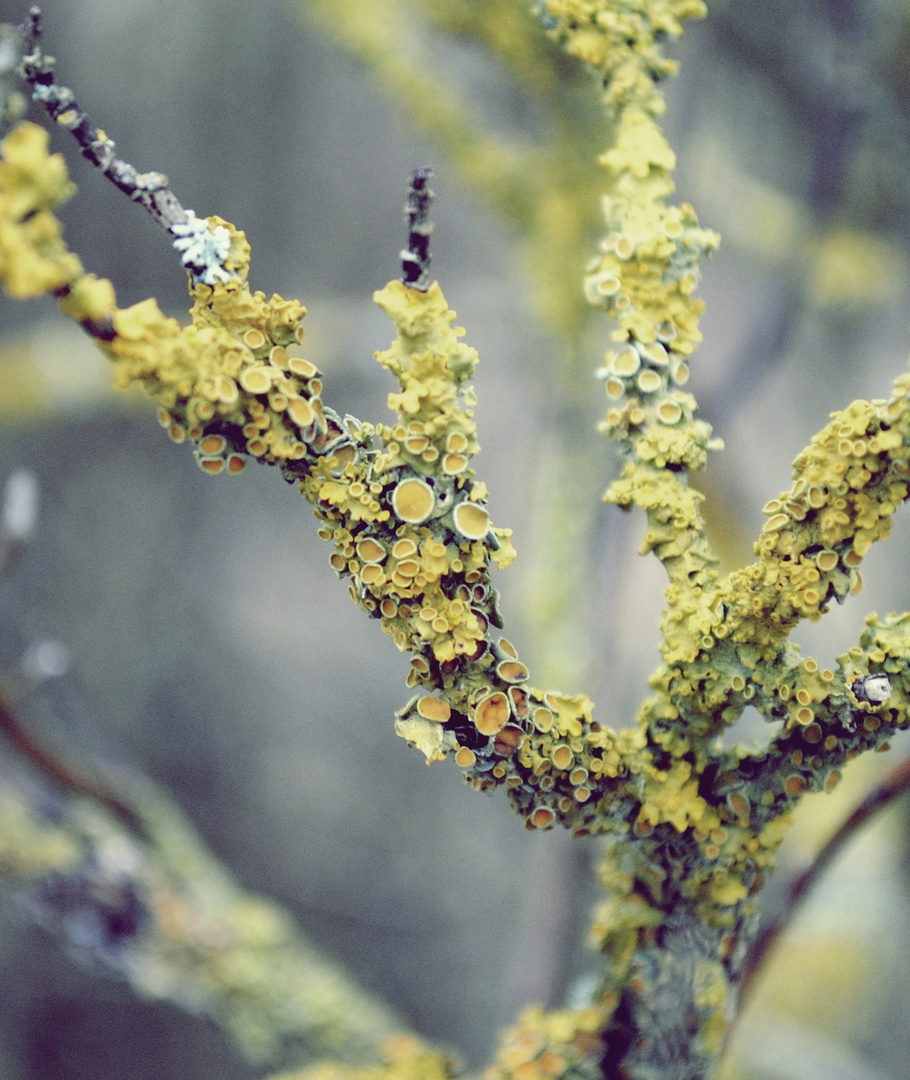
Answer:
(0, 757, 411, 1069)
(4, 4, 910, 1079)
(0, 475, 416, 1073)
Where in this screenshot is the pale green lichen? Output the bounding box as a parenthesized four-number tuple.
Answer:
(0, 790, 81, 878)
(483, 1002, 613, 1080)
(271, 1036, 459, 1080)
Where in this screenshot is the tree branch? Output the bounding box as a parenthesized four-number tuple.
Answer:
(739, 752, 910, 1003)
(17, 6, 235, 287)
(0, 684, 148, 838)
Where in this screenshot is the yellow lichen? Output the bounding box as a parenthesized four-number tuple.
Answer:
(0, 122, 81, 297)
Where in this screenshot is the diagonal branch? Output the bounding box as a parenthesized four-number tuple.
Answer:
(0, 684, 147, 837)
(738, 753, 910, 1004)
(17, 6, 235, 288)
(18, 7, 185, 231)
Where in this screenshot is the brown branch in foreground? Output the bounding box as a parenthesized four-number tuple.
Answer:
(739, 753, 910, 1003)
(0, 686, 147, 838)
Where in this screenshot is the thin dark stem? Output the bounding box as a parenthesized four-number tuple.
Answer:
(739, 754, 910, 1003)
(16, 8, 235, 287)
(18, 7, 188, 233)
(0, 685, 148, 839)
(400, 166, 435, 291)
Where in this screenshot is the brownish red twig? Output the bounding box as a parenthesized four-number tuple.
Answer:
(739, 754, 910, 1003)
(0, 686, 147, 838)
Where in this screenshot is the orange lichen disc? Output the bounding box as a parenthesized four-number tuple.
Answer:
(361, 564, 384, 586)
(658, 400, 682, 424)
(239, 366, 273, 394)
(497, 660, 529, 684)
(286, 396, 315, 429)
(815, 550, 839, 572)
(443, 453, 469, 475)
(508, 686, 529, 718)
(392, 478, 435, 523)
(416, 696, 451, 723)
(533, 707, 553, 733)
(494, 725, 524, 755)
(612, 345, 640, 376)
(727, 792, 750, 822)
(328, 444, 357, 472)
(531, 806, 556, 829)
(199, 433, 227, 455)
(356, 537, 386, 563)
(392, 538, 418, 559)
(497, 637, 518, 659)
(637, 369, 662, 394)
(453, 501, 489, 540)
(214, 375, 239, 404)
(784, 775, 806, 798)
(287, 356, 319, 380)
(552, 744, 573, 770)
(473, 691, 510, 735)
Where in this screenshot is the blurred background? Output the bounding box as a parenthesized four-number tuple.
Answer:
(2, 1, 910, 1078)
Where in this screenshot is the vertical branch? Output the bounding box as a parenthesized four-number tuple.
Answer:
(400, 166, 434, 290)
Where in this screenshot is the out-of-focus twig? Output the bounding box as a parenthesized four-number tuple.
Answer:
(0, 684, 148, 838)
(739, 754, 910, 1004)
(0, 467, 37, 578)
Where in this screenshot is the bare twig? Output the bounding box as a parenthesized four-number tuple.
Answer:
(739, 754, 910, 1003)
(16, 7, 232, 287)
(0, 685, 148, 838)
(400, 166, 435, 290)
(17, 8, 185, 230)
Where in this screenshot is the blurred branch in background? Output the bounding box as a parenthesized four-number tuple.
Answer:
(740, 751, 910, 1007)
(0, 466, 416, 1074)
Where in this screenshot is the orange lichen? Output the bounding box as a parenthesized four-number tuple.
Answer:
(474, 692, 511, 736)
